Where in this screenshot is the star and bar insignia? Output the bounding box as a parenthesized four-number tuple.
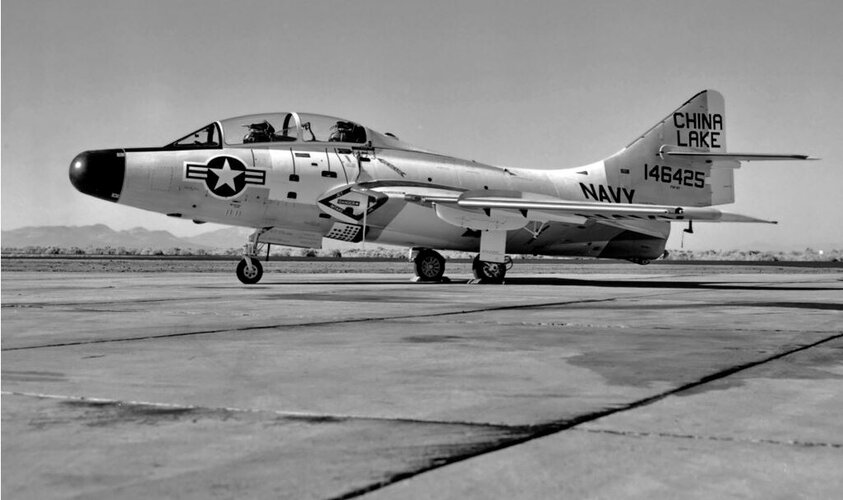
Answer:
(184, 156, 266, 198)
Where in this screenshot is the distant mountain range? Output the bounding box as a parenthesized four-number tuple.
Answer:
(2, 224, 839, 253)
(1, 224, 252, 250)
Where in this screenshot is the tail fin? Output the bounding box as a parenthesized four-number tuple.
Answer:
(604, 89, 735, 206)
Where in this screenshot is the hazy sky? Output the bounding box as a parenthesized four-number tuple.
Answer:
(3, 0, 841, 250)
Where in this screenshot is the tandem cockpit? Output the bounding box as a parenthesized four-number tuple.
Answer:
(165, 112, 371, 149)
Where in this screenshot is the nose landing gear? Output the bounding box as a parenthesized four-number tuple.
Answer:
(237, 228, 270, 284)
(236, 257, 263, 284)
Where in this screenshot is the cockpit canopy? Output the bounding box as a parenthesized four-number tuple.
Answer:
(166, 112, 368, 149)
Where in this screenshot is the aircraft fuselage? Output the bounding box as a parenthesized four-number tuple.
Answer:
(76, 139, 664, 260)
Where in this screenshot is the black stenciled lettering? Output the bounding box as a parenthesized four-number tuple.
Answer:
(648, 164, 659, 179)
(660, 165, 671, 183)
(674, 113, 723, 147)
(608, 186, 622, 203)
(581, 183, 633, 203)
(687, 130, 699, 147)
(711, 131, 721, 148)
(686, 113, 698, 128)
(580, 182, 597, 200)
(683, 170, 694, 186)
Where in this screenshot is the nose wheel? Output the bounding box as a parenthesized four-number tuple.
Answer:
(236, 257, 263, 284)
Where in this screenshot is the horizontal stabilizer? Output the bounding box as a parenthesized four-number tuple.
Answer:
(680, 208, 777, 224)
(661, 150, 818, 162)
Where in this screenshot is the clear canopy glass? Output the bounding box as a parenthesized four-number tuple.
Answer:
(297, 113, 367, 144)
(218, 113, 367, 146)
(167, 113, 370, 148)
(219, 113, 300, 145)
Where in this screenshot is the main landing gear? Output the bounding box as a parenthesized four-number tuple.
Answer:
(411, 248, 513, 284)
(471, 255, 512, 284)
(413, 248, 446, 282)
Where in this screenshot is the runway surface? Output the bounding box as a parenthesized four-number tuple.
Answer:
(2, 263, 842, 499)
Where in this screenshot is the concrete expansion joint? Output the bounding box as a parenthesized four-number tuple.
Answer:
(577, 427, 843, 449)
(330, 331, 843, 497)
(609, 332, 843, 413)
(2, 296, 633, 352)
(0, 390, 522, 430)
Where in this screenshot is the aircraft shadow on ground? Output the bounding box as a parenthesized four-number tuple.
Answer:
(501, 277, 840, 292)
(211, 276, 840, 293)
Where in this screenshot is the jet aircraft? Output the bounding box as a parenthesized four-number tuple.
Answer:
(69, 90, 814, 284)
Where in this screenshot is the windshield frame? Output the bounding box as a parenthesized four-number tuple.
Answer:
(164, 122, 223, 150)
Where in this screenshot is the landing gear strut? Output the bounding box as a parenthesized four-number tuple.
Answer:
(413, 249, 446, 282)
(472, 255, 511, 284)
(237, 228, 270, 284)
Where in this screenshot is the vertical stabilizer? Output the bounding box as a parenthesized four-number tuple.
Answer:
(603, 90, 736, 206)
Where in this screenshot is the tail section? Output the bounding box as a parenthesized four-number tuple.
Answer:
(604, 89, 735, 207)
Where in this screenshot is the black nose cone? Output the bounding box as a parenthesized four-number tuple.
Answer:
(69, 149, 125, 202)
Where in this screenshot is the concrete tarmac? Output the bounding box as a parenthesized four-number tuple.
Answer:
(2, 264, 842, 499)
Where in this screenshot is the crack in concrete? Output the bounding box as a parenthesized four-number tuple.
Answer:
(2, 295, 645, 351)
(329, 332, 843, 500)
(578, 427, 843, 449)
(0, 390, 525, 430)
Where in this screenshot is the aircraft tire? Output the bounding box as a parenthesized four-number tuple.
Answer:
(414, 249, 446, 282)
(472, 255, 506, 284)
(236, 258, 263, 284)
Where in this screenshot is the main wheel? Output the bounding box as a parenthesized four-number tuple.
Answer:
(236, 258, 263, 284)
(414, 249, 446, 282)
(472, 255, 506, 283)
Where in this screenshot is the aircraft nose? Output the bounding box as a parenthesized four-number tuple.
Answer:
(69, 149, 126, 202)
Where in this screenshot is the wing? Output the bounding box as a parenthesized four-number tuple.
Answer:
(404, 189, 776, 224)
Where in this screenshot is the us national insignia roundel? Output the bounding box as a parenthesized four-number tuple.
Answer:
(184, 156, 266, 199)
